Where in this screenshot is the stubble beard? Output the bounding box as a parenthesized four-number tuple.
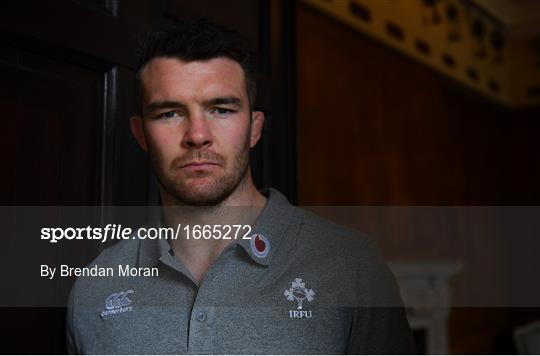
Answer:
(148, 136, 251, 206)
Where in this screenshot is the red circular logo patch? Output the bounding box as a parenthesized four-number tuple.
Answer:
(250, 233, 270, 258)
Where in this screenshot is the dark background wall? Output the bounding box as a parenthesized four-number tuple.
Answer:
(296, 3, 540, 353)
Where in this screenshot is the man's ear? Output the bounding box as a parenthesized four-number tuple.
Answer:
(130, 115, 148, 152)
(250, 110, 265, 148)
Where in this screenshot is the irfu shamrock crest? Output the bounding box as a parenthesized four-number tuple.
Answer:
(284, 278, 315, 310)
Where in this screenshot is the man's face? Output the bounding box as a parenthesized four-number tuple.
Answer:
(131, 57, 264, 205)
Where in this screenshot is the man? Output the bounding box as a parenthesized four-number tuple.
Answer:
(66, 19, 416, 354)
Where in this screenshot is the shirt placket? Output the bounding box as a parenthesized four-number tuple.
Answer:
(187, 286, 217, 353)
(184, 244, 236, 353)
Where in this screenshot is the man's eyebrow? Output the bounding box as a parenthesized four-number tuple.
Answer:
(145, 100, 187, 113)
(203, 96, 242, 107)
(145, 97, 243, 114)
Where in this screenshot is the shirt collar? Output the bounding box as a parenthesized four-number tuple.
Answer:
(235, 187, 294, 266)
(137, 187, 294, 268)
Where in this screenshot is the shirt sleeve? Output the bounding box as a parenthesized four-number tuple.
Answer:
(346, 241, 417, 354)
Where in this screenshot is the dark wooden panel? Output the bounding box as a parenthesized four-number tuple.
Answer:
(0, 45, 103, 205)
(0, 0, 148, 69)
(297, 3, 540, 206)
(0, 42, 110, 354)
(263, 0, 297, 202)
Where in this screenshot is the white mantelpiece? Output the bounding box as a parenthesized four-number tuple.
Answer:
(389, 261, 461, 354)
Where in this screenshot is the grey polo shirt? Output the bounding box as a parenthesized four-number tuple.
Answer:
(66, 188, 415, 354)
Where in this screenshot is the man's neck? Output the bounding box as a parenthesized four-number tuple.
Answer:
(160, 178, 268, 285)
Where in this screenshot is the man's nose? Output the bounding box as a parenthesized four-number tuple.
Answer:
(182, 113, 212, 149)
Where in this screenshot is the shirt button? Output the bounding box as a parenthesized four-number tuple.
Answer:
(195, 311, 207, 322)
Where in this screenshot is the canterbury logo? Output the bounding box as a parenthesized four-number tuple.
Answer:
(101, 290, 134, 318)
(105, 290, 133, 309)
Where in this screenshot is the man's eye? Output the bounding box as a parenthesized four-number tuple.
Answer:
(213, 107, 234, 115)
(159, 111, 178, 119)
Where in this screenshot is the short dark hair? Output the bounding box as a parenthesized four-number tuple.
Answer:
(135, 18, 257, 112)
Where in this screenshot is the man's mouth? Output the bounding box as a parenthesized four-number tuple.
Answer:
(180, 161, 220, 169)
